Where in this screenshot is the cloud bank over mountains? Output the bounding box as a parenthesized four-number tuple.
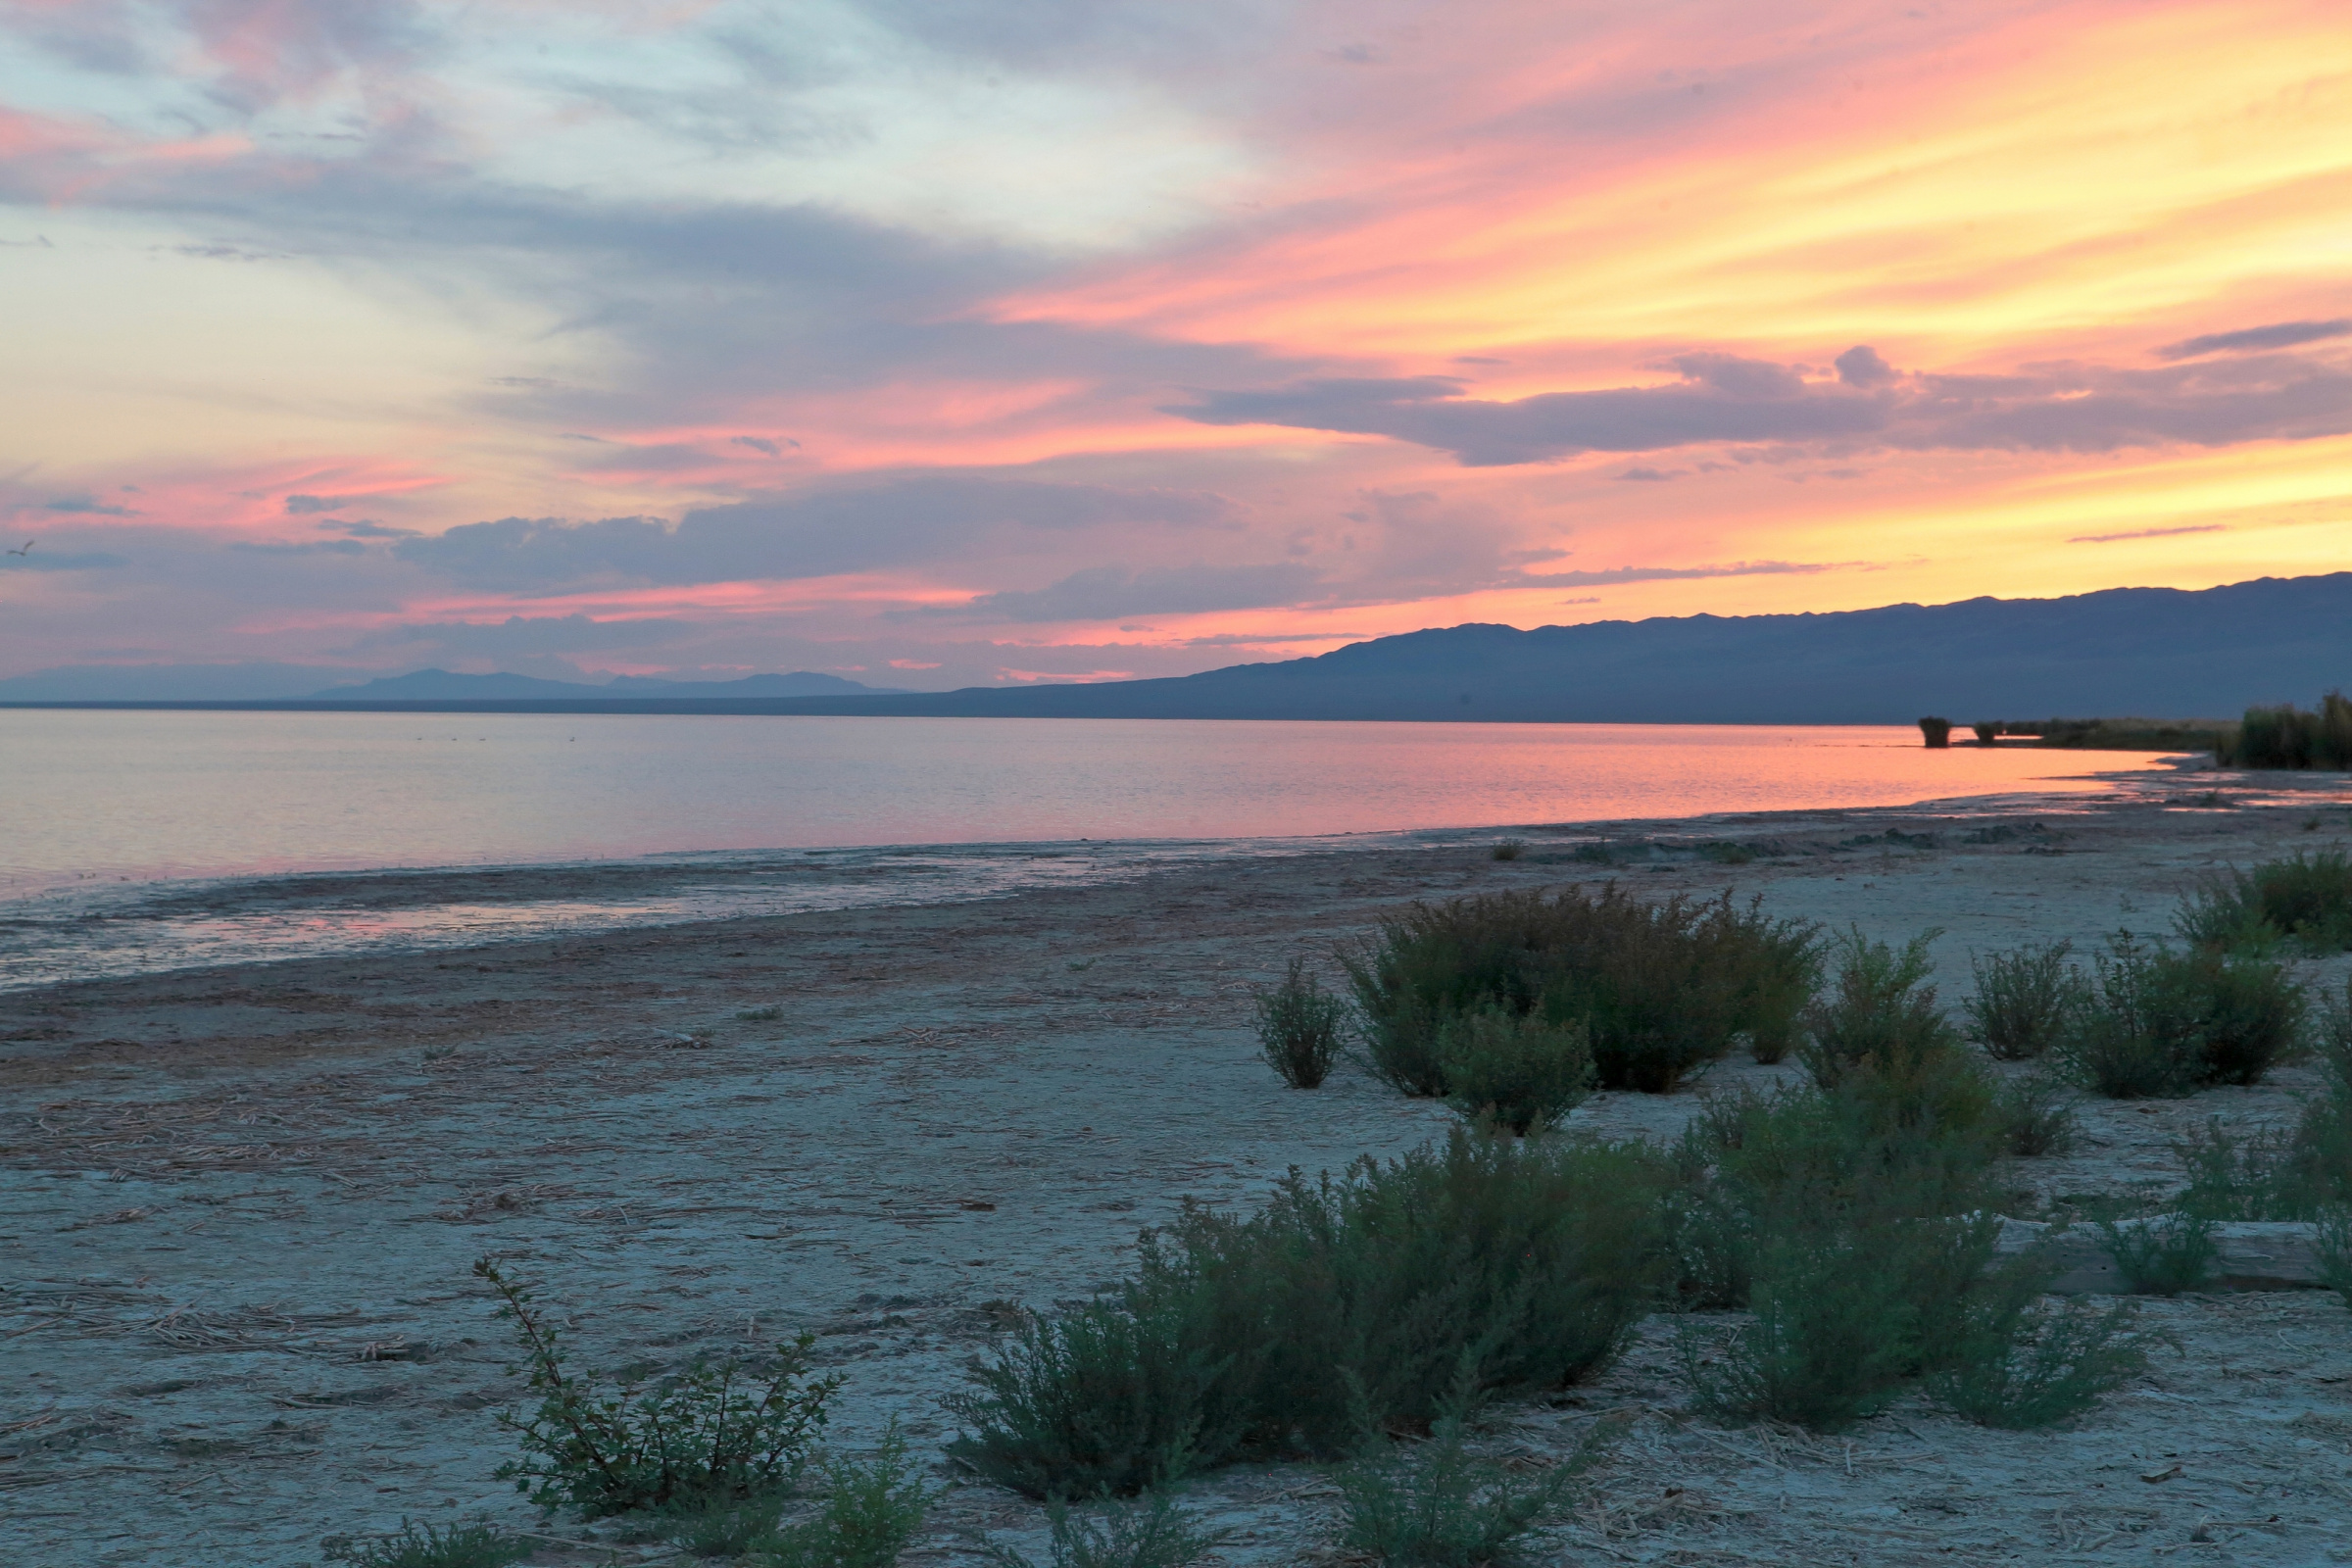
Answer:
(2, 0, 2348, 686)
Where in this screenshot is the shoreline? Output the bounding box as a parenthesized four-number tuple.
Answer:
(0, 759, 2220, 997)
(7, 777, 2352, 1565)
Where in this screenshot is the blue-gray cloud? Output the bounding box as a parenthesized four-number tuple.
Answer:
(355, 613, 694, 654)
(42, 496, 136, 515)
(394, 477, 1239, 591)
(2157, 318, 2352, 361)
(930, 562, 1324, 623)
(1169, 347, 2352, 465)
(230, 538, 368, 556)
(1537, 561, 1840, 587)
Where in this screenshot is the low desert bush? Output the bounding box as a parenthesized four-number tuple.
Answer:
(2055, 934, 2305, 1096)
(474, 1257, 841, 1518)
(2094, 1212, 2219, 1296)
(1925, 1260, 2149, 1430)
(1798, 928, 1963, 1089)
(1489, 838, 1526, 861)
(319, 1521, 533, 1568)
(1687, 1226, 1923, 1431)
(1964, 942, 2085, 1059)
(1345, 887, 1816, 1094)
(1994, 1073, 2079, 1157)
(945, 1292, 1221, 1499)
(950, 1130, 1669, 1494)
(979, 1491, 1222, 1568)
(759, 1425, 931, 1568)
(1334, 1394, 1595, 1568)
(1437, 1008, 1594, 1133)
(669, 1492, 792, 1558)
(2218, 691, 2352, 769)
(1255, 958, 1347, 1089)
(2180, 850, 2352, 954)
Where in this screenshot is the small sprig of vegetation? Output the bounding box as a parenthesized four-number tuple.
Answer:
(949, 1129, 1668, 1495)
(1345, 887, 1816, 1094)
(1335, 1393, 1598, 1568)
(2217, 691, 2352, 769)
(2094, 1212, 2218, 1296)
(978, 1491, 1223, 1568)
(760, 1424, 931, 1568)
(1994, 1073, 2079, 1157)
(1964, 941, 2084, 1059)
(319, 1520, 533, 1568)
(1489, 838, 1526, 861)
(2317, 1210, 2352, 1311)
(1254, 957, 1347, 1089)
(1437, 1007, 1593, 1134)
(474, 1257, 841, 1519)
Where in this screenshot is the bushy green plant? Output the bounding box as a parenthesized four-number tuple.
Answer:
(2094, 1213, 2218, 1296)
(1437, 1008, 1594, 1134)
(1994, 1073, 2079, 1157)
(2052, 933, 2302, 1096)
(945, 1293, 1221, 1499)
(951, 1130, 1668, 1494)
(1926, 1259, 2148, 1430)
(759, 1424, 931, 1568)
(979, 1491, 1222, 1568)
(1344, 887, 1815, 1094)
(1797, 928, 1962, 1081)
(1334, 1396, 1593, 1568)
(1965, 941, 2085, 1059)
(1489, 838, 1526, 862)
(2181, 850, 2352, 954)
(474, 1258, 840, 1518)
(319, 1520, 533, 1568)
(670, 1493, 791, 1558)
(1255, 957, 1347, 1089)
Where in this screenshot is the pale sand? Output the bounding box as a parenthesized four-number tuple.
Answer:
(7, 772, 2352, 1566)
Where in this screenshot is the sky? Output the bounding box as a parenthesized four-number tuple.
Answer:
(1, 0, 2348, 690)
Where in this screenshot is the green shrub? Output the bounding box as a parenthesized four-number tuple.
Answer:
(669, 1491, 790, 1557)
(474, 1258, 840, 1518)
(1926, 1263, 2148, 1430)
(1995, 1073, 2079, 1157)
(1489, 838, 1526, 862)
(2182, 851, 2352, 954)
(1689, 1224, 1933, 1432)
(1334, 1395, 1594, 1568)
(945, 1293, 1222, 1500)
(319, 1520, 533, 1568)
(951, 1130, 1668, 1494)
(1798, 929, 1963, 1089)
(1344, 888, 1815, 1095)
(1255, 957, 1347, 1089)
(1437, 1008, 1594, 1134)
(2218, 691, 2352, 769)
(759, 1424, 931, 1568)
(2052, 934, 2261, 1099)
(979, 1491, 1222, 1568)
(2094, 1213, 2218, 1296)
(1965, 942, 2085, 1059)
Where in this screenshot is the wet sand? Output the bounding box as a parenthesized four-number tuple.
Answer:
(7, 774, 2352, 1566)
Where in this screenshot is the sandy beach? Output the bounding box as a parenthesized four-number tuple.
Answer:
(8, 771, 2352, 1567)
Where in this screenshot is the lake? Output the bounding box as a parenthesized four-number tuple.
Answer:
(0, 710, 2178, 987)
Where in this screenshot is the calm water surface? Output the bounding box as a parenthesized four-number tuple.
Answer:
(0, 710, 2175, 987)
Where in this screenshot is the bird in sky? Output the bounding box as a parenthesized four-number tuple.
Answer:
(4, 540, 30, 557)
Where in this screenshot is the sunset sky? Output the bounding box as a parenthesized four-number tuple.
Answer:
(2, 0, 2347, 689)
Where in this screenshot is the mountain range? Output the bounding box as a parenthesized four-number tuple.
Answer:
(4, 572, 2346, 722)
